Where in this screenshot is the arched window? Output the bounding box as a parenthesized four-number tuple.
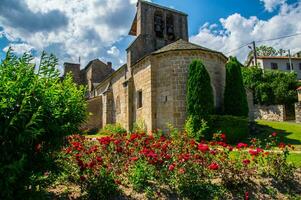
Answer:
(154, 11, 164, 38)
(166, 14, 175, 40)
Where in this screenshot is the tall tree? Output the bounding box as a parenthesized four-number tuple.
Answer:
(224, 57, 249, 117)
(186, 59, 214, 118)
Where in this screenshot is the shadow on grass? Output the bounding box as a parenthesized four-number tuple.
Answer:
(246, 122, 301, 147)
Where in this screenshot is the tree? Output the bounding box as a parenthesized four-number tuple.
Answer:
(224, 57, 249, 117)
(0, 50, 87, 199)
(187, 59, 214, 118)
(186, 60, 214, 140)
(246, 45, 279, 65)
(241, 67, 298, 105)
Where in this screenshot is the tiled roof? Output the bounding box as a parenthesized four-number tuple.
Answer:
(152, 39, 227, 59)
(257, 56, 301, 60)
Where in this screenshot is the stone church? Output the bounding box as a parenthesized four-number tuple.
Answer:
(64, 0, 227, 132)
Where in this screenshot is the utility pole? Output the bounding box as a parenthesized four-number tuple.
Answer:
(252, 41, 258, 67)
(288, 49, 293, 72)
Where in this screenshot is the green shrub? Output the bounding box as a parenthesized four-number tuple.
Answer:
(187, 60, 214, 118)
(241, 66, 298, 105)
(0, 50, 87, 199)
(129, 160, 156, 191)
(132, 119, 146, 133)
(82, 168, 118, 200)
(224, 57, 248, 116)
(209, 115, 249, 144)
(186, 60, 214, 139)
(185, 116, 210, 141)
(100, 123, 127, 135)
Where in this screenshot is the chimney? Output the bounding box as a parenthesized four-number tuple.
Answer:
(107, 61, 112, 68)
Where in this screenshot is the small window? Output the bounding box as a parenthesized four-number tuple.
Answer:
(299, 63, 301, 70)
(271, 63, 278, 70)
(154, 11, 164, 38)
(137, 90, 142, 109)
(287, 63, 294, 70)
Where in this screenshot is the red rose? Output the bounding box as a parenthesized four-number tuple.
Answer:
(96, 156, 102, 163)
(272, 132, 277, 137)
(208, 162, 219, 170)
(242, 159, 251, 165)
(178, 168, 185, 174)
(198, 143, 210, 153)
(168, 164, 175, 171)
(237, 143, 248, 149)
(130, 157, 139, 161)
(245, 191, 249, 200)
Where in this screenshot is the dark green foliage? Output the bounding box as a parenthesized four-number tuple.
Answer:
(224, 57, 249, 117)
(210, 115, 249, 144)
(186, 59, 214, 140)
(0, 50, 87, 199)
(187, 59, 214, 118)
(242, 67, 298, 105)
(83, 168, 118, 200)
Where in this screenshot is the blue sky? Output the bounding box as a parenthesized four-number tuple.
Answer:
(0, 0, 300, 69)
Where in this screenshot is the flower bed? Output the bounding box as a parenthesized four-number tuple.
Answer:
(59, 131, 299, 199)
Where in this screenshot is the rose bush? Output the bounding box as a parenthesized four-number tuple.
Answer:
(60, 130, 296, 199)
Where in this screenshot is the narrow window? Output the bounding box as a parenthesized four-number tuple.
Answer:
(166, 14, 175, 40)
(137, 90, 142, 109)
(299, 63, 301, 70)
(271, 63, 278, 70)
(154, 11, 164, 38)
(286, 63, 290, 70)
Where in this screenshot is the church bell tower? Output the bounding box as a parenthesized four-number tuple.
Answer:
(127, 0, 188, 66)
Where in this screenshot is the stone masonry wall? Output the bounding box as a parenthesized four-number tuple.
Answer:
(132, 59, 153, 132)
(82, 96, 102, 130)
(152, 50, 227, 131)
(254, 104, 286, 121)
(295, 102, 301, 123)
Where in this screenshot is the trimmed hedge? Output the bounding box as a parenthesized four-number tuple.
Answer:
(210, 115, 249, 144)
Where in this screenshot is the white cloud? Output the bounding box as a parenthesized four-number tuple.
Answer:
(260, 0, 286, 12)
(107, 46, 120, 57)
(0, 0, 138, 69)
(190, 0, 301, 62)
(3, 43, 34, 55)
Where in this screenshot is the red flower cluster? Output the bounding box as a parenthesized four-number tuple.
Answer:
(208, 162, 219, 170)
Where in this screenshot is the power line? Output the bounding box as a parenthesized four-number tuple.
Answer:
(224, 43, 251, 55)
(256, 32, 301, 43)
(224, 32, 301, 55)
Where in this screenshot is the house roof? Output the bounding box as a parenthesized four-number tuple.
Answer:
(152, 39, 227, 60)
(83, 59, 108, 71)
(297, 86, 301, 91)
(257, 56, 301, 60)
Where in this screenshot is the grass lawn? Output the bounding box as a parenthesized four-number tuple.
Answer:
(254, 120, 301, 168)
(255, 120, 301, 150)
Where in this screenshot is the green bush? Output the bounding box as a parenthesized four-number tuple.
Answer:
(186, 60, 214, 139)
(0, 50, 87, 199)
(241, 66, 298, 105)
(82, 168, 118, 200)
(100, 123, 127, 135)
(187, 60, 214, 118)
(224, 57, 248, 116)
(129, 160, 156, 191)
(185, 116, 210, 141)
(209, 115, 249, 144)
